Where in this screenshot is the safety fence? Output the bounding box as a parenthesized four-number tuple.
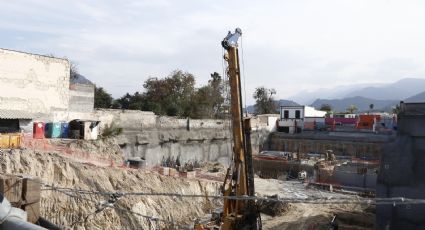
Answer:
(20, 134, 123, 168)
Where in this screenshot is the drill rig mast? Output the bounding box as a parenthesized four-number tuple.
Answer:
(220, 28, 260, 230)
(194, 28, 260, 230)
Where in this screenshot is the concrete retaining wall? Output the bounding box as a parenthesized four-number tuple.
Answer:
(32, 108, 271, 166)
(267, 132, 394, 159)
(90, 109, 270, 166)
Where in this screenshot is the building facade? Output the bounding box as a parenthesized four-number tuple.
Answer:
(0, 48, 95, 134)
(0, 48, 70, 114)
(278, 106, 326, 133)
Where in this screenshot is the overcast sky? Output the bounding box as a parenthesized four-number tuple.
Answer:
(1, 0, 425, 104)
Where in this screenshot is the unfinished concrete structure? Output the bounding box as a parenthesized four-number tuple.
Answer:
(0, 48, 70, 114)
(376, 102, 425, 229)
(0, 48, 95, 133)
(69, 73, 95, 113)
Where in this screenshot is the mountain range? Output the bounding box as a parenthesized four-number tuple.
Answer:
(288, 78, 425, 105)
(404, 91, 425, 103)
(247, 78, 425, 113)
(310, 96, 399, 113)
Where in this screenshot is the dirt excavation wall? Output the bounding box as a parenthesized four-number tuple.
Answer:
(0, 148, 221, 229)
(94, 109, 270, 166)
(267, 132, 395, 159)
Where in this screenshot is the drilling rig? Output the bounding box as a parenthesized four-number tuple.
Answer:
(196, 28, 261, 230)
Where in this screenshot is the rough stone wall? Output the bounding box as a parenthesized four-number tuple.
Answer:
(69, 83, 94, 113)
(0, 48, 70, 114)
(376, 103, 425, 229)
(90, 109, 270, 166)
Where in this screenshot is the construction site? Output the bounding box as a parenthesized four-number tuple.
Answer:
(1, 19, 425, 230)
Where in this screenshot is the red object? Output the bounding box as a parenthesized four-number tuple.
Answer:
(325, 117, 357, 125)
(356, 115, 381, 129)
(33, 122, 45, 139)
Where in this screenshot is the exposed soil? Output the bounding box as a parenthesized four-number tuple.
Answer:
(0, 140, 221, 230)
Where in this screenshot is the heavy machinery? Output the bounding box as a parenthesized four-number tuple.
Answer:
(196, 28, 261, 230)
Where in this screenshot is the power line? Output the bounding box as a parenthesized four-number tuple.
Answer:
(240, 35, 248, 117)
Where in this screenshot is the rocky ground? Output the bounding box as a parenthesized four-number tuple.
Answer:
(255, 179, 375, 230)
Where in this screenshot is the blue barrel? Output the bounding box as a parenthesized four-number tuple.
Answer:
(61, 123, 69, 138)
(51, 122, 61, 138)
(44, 123, 53, 138)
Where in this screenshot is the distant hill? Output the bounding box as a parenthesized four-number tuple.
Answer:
(345, 78, 425, 100)
(288, 78, 425, 104)
(404, 91, 425, 103)
(245, 99, 299, 114)
(288, 83, 377, 105)
(311, 96, 399, 113)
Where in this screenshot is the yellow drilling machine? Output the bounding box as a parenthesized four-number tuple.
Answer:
(196, 28, 261, 230)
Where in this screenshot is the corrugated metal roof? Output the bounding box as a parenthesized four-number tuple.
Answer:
(0, 110, 34, 119)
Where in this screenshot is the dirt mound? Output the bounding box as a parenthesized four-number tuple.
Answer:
(0, 148, 221, 229)
(258, 195, 291, 216)
(65, 138, 124, 162)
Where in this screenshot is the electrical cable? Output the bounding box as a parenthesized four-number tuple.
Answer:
(41, 183, 425, 205)
(240, 35, 248, 117)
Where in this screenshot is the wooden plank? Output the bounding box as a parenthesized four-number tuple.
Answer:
(22, 202, 40, 223)
(22, 178, 41, 204)
(0, 174, 22, 204)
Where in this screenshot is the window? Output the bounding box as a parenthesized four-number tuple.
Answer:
(295, 110, 301, 119)
(283, 110, 289, 119)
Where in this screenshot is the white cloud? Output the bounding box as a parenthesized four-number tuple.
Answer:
(1, 0, 425, 104)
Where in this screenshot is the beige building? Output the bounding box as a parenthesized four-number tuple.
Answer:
(0, 48, 70, 114)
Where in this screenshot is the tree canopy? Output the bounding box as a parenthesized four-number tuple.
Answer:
(320, 104, 333, 112)
(253, 87, 277, 115)
(109, 70, 225, 119)
(94, 87, 113, 108)
(346, 104, 358, 114)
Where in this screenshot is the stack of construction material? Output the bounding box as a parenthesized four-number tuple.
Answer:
(0, 174, 41, 223)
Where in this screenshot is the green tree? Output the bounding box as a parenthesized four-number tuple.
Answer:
(128, 92, 144, 110)
(253, 87, 277, 115)
(141, 70, 196, 117)
(111, 70, 225, 118)
(320, 104, 333, 112)
(94, 87, 113, 108)
(346, 104, 358, 114)
(113, 93, 132, 109)
(392, 104, 401, 115)
(111, 100, 121, 109)
(192, 72, 225, 118)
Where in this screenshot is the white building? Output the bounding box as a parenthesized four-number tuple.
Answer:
(278, 106, 326, 133)
(0, 48, 95, 133)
